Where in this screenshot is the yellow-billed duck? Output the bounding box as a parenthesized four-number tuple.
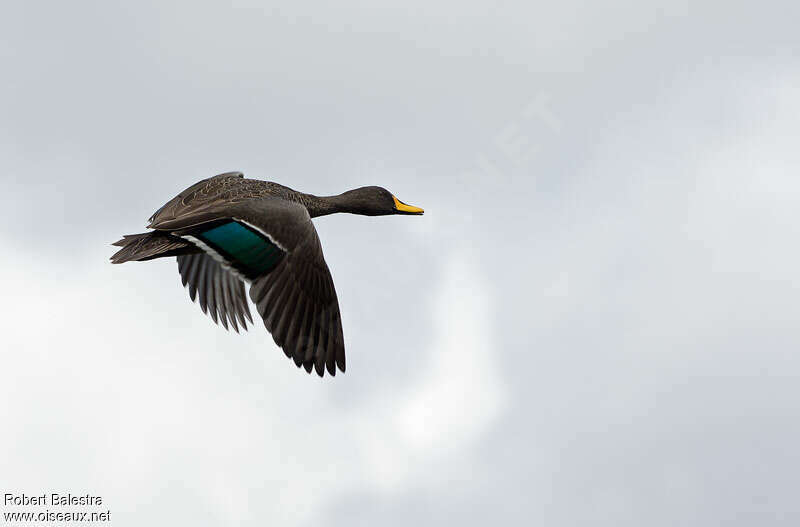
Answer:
(111, 171, 424, 377)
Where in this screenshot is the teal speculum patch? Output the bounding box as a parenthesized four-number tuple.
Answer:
(197, 221, 284, 279)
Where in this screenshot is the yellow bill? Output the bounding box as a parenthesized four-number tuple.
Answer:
(392, 195, 424, 215)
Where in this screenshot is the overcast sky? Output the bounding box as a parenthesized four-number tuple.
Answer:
(2, 1, 799, 525)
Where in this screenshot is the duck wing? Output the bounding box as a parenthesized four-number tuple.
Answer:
(150, 195, 345, 377)
(177, 253, 253, 333)
(148, 172, 290, 228)
(148, 172, 243, 227)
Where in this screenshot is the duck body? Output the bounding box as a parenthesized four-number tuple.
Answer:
(111, 172, 423, 377)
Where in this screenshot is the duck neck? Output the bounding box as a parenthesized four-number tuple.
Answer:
(299, 193, 348, 218)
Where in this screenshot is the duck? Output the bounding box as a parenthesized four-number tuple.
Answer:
(111, 171, 424, 377)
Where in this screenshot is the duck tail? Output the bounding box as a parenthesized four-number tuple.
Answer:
(110, 231, 195, 263)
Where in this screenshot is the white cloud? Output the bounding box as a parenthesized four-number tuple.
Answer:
(0, 244, 503, 524)
(349, 247, 506, 492)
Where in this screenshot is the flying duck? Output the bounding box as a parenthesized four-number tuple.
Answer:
(111, 171, 424, 377)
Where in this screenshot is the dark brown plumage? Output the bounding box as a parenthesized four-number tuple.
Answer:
(111, 172, 424, 377)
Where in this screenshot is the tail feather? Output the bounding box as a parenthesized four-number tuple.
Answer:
(110, 232, 196, 263)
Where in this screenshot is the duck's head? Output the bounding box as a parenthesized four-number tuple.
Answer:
(337, 186, 424, 216)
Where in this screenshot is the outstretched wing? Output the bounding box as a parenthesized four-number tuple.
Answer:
(177, 253, 253, 333)
(246, 212, 346, 377)
(151, 195, 345, 377)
